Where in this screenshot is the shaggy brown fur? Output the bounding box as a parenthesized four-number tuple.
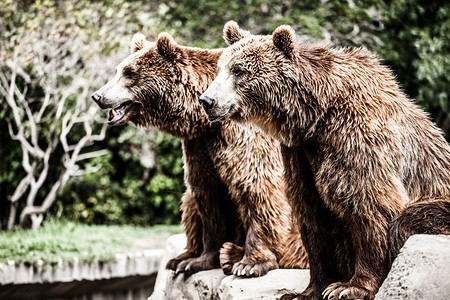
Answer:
(200, 21, 450, 299)
(92, 33, 308, 277)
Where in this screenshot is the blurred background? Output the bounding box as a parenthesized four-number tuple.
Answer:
(1, 0, 449, 232)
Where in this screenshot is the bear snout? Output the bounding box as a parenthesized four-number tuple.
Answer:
(91, 92, 101, 103)
(199, 95, 216, 111)
(91, 93, 107, 109)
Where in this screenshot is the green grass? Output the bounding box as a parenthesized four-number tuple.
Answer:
(0, 220, 183, 265)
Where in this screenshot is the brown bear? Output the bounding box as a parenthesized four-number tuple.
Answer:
(92, 32, 308, 277)
(199, 21, 450, 299)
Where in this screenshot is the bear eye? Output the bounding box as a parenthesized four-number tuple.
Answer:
(123, 68, 135, 79)
(231, 66, 246, 77)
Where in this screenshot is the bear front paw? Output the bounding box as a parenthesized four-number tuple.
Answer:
(322, 282, 373, 300)
(220, 242, 245, 275)
(166, 251, 195, 271)
(231, 258, 279, 277)
(173, 251, 219, 275)
(220, 241, 279, 277)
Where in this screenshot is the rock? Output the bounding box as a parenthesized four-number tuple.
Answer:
(149, 234, 309, 300)
(151, 234, 450, 300)
(375, 234, 450, 300)
(216, 269, 309, 300)
(152, 268, 309, 300)
(149, 234, 188, 300)
(162, 269, 226, 300)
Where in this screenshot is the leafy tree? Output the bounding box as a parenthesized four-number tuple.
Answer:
(154, 0, 384, 47)
(1, 0, 448, 230)
(0, 0, 182, 229)
(378, 0, 450, 136)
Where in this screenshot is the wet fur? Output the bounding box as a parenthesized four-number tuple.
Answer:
(99, 34, 309, 277)
(203, 22, 450, 299)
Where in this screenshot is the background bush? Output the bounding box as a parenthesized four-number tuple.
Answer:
(1, 0, 449, 229)
(55, 128, 184, 225)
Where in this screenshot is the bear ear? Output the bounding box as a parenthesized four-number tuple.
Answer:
(272, 25, 295, 58)
(130, 33, 151, 53)
(157, 32, 178, 61)
(223, 21, 251, 46)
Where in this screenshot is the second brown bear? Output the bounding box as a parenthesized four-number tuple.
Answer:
(200, 21, 450, 299)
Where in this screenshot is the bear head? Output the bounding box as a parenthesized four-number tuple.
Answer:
(200, 22, 330, 144)
(92, 32, 214, 138)
(200, 22, 296, 124)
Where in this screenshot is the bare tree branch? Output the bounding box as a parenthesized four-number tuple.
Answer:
(2, 27, 109, 230)
(5, 60, 31, 83)
(76, 149, 109, 162)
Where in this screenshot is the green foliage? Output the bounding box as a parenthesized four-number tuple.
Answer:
(0, 219, 182, 264)
(377, 1, 450, 133)
(0, 0, 173, 228)
(2, 0, 449, 230)
(55, 129, 184, 226)
(154, 0, 383, 48)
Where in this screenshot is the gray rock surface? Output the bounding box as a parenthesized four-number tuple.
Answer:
(150, 234, 188, 300)
(151, 234, 450, 300)
(149, 234, 309, 300)
(151, 268, 309, 300)
(375, 234, 450, 300)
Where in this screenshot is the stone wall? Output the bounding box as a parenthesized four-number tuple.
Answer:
(0, 249, 163, 300)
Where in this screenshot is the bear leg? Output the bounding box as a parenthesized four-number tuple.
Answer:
(228, 221, 280, 277)
(281, 146, 351, 299)
(166, 191, 203, 271)
(278, 227, 309, 269)
(282, 223, 351, 300)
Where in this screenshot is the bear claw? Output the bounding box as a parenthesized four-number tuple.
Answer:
(172, 252, 218, 275)
(322, 282, 371, 300)
(231, 258, 278, 277)
(322, 286, 338, 300)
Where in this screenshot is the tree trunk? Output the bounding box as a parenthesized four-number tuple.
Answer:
(7, 201, 18, 230)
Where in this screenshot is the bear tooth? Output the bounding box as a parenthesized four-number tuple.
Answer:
(111, 108, 117, 116)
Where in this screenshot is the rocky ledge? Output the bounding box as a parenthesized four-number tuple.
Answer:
(150, 234, 450, 300)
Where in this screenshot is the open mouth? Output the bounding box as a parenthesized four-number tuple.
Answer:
(207, 105, 234, 123)
(107, 101, 134, 125)
(207, 114, 224, 122)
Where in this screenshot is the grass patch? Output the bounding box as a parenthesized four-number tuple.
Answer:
(0, 220, 183, 265)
